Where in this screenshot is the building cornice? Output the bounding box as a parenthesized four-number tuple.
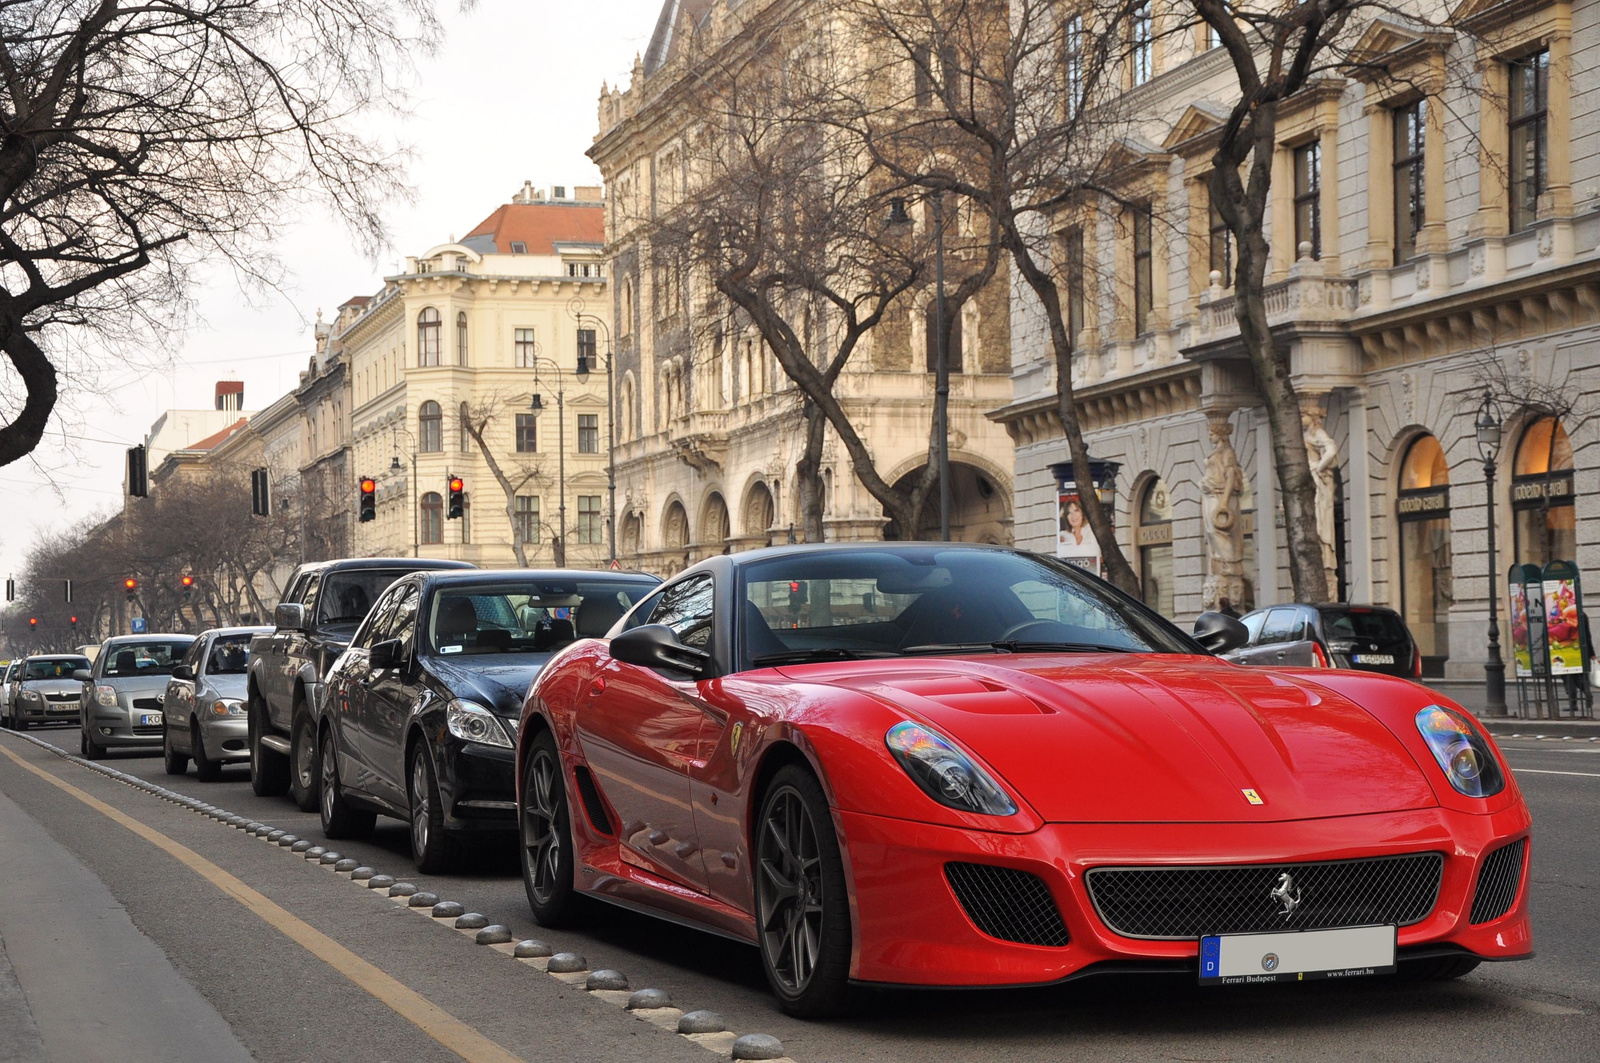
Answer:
(988, 361, 1202, 446)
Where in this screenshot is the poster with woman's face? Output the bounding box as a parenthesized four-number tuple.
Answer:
(1057, 492, 1101, 572)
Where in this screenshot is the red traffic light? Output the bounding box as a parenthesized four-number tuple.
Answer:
(28, 617, 37, 628)
(70, 615, 79, 625)
(123, 577, 138, 591)
(181, 575, 195, 588)
(448, 476, 464, 493)
(360, 477, 377, 494)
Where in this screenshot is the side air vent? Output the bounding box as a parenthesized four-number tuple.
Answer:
(945, 862, 1070, 947)
(1470, 838, 1526, 925)
(573, 765, 615, 836)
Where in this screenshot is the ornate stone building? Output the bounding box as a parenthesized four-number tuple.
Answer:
(998, 1, 1600, 681)
(589, 0, 1016, 575)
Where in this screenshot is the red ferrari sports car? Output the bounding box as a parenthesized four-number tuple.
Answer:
(515, 544, 1531, 1016)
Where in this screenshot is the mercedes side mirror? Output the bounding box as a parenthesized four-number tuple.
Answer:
(171, 664, 194, 681)
(610, 624, 711, 677)
(72, 669, 92, 682)
(1193, 612, 1250, 655)
(369, 638, 404, 671)
(274, 602, 306, 631)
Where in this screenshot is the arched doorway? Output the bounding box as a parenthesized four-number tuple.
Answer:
(700, 493, 731, 553)
(882, 462, 1011, 543)
(1397, 434, 1452, 676)
(743, 481, 775, 544)
(1136, 477, 1174, 617)
(1512, 416, 1575, 565)
(662, 501, 689, 550)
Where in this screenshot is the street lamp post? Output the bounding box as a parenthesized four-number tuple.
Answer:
(569, 300, 617, 566)
(388, 426, 420, 558)
(890, 194, 951, 541)
(528, 354, 570, 568)
(1476, 392, 1506, 712)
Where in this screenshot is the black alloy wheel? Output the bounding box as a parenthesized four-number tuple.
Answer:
(408, 743, 459, 875)
(288, 710, 320, 812)
(163, 720, 188, 775)
(191, 720, 222, 782)
(521, 729, 580, 926)
(320, 727, 375, 839)
(248, 700, 289, 796)
(754, 765, 852, 1018)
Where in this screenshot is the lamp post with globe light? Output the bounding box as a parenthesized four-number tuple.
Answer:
(1476, 392, 1505, 711)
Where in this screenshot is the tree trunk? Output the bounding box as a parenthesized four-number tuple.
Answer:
(794, 400, 828, 542)
(0, 317, 59, 469)
(463, 421, 530, 567)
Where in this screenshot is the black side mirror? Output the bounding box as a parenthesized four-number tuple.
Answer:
(610, 624, 710, 677)
(171, 664, 194, 681)
(72, 669, 92, 682)
(274, 602, 306, 631)
(1193, 612, 1250, 655)
(369, 638, 404, 670)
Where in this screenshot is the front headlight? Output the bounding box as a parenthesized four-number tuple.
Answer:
(885, 721, 1016, 816)
(20, 689, 40, 701)
(1415, 705, 1505, 798)
(445, 699, 513, 748)
(211, 699, 246, 717)
(95, 685, 117, 707)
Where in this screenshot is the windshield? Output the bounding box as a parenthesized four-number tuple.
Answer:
(101, 641, 190, 678)
(425, 577, 658, 656)
(738, 548, 1193, 669)
(25, 657, 91, 680)
(319, 570, 409, 625)
(206, 634, 255, 675)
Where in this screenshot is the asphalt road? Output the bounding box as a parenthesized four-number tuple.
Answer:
(1, 724, 1595, 1063)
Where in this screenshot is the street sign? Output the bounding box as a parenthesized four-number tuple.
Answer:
(131, 617, 147, 634)
(609, 559, 621, 570)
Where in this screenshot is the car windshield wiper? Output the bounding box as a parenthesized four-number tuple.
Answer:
(901, 641, 1138, 656)
(750, 648, 899, 666)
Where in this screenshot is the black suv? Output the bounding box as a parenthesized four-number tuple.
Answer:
(247, 557, 474, 809)
(1225, 603, 1421, 678)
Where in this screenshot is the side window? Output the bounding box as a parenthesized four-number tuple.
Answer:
(619, 589, 666, 633)
(1241, 611, 1268, 644)
(1299, 608, 1321, 642)
(388, 585, 423, 649)
(299, 573, 322, 618)
(1258, 608, 1296, 646)
(649, 575, 715, 648)
(354, 588, 403, 649)
(182, 639, 206, 673)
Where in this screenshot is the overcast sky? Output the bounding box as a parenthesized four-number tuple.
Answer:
(0, 0, 665, 581)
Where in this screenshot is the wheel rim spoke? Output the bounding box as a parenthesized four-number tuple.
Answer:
(756, 786, 824, 993)
(523, 751, 562, 903)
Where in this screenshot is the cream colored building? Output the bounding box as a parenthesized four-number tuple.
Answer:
(590, 1, 1015, 575)
(345, 184, 615, 568)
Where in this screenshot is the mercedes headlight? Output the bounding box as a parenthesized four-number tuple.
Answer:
(94, 684, 117, 707)
(1415, 705, 1505, 798)
(885, 721, 1016, 816)
(211, 699, 246, 717)
(445, 699, 512, 748)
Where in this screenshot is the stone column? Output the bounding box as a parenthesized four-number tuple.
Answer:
(1200, 410, 1248, 612)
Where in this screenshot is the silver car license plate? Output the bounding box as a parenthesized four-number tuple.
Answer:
(139, 712, 164, 726)
(1199, 925, 1396, 984)
(1354, 653, 1394, 665)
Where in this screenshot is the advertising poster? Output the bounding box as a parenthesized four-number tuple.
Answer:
(1507, 573, 1533, 678)
(1514, 564, 1550, 676)
(1541, 560, 1585, 676)
(1056, 486, 1102, 574)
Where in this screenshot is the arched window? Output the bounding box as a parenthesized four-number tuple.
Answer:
(420, 492, 443, 544)
(1397, 434, 1452, 674)
(1512, 416, 1575, 565)
(456, 312, 468, 366)
(700, 493, 730, 552)
(418, 400, 442, 452)
(1136, 477, 1174, 617)
(621, 278, 633, 337)
(417, 307, 441, 366)
(663, 501, 689, 549)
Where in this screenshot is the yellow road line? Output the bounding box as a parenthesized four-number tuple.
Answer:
(0, 742, 522, 1063)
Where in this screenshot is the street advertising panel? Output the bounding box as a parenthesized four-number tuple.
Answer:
(1541, 560, 1584, 675)
(1513, 564, 1549, 677)
(1508, 569, 1534, 678)
(1057, 484, 1103, 574)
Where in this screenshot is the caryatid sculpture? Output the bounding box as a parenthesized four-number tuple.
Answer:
(1301, 399, 1340, 597)
(1201, 414, 1246, 612)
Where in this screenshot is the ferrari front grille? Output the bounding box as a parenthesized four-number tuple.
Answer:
(1469, 839, 1526, 925)
(944, 862, 1070, 948)
(1085, 852, 1444, 940)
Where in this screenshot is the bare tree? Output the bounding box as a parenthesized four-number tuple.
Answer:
(0, 0, 441, 468)
(460, 396, 546, 567)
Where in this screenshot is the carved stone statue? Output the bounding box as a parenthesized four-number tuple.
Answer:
(1200, 415, 1247, 611)
(1301, 400, 1340, 596)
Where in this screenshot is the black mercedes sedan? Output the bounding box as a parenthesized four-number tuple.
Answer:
(318, 568, 660, 873)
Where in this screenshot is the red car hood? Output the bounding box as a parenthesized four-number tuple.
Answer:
(827, 655, 1438, 823)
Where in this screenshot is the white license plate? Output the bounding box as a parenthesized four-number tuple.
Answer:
(1354, 654, 1395, 665)
(1199, 925, 1396, 984)
(139, 713, 164, 726)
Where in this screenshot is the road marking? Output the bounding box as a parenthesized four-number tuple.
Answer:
(0, 741, 522, 1063)
(1511, 767, 1600, 778)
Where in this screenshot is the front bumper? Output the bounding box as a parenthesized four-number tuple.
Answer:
(198, 715, 250, 761)
(436, 738, 517, 834)
(90, 704, 167, 746)
(16, 697, 80, 722)
(837, 803, 1533, 987)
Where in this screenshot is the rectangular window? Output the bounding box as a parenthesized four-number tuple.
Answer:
(577, 414, 599, 454)
(1065, 227, 1084, 350)
(1131, 5, 1153, 86)
(914, 45, 933, 104)
(514, 328, 537, 368)
(577, 495, 603, 545)
(514, 495, 540, 545)
(1508, 50, 1548, 232)
(515, 413, 538, 453)
(1064, 17, 1083, 117)
(1209, 197, 1233, 287)
(577, 328, 597, 372)
(461, 493, 470, 544)
(509, 241, 527, 254)
(1132, 205, 1153, 335)
(1393, 100, 1425, 263)
(1293, 140, 1321, 260)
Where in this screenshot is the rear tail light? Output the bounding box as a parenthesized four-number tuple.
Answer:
(1413, 647, 1423, 678)
(1311, 642, 1329, 668)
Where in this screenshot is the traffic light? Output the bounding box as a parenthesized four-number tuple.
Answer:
(359, 477, 376, 522)
(70, 615, 78, 630)
(181, 575, 194, 600)
(127, 445, 148, 497)
(124, 577, 138, 602)
(4, 578, 12, 601)
(447, 475, 465, 519)
(251, 468, 272, 517)
(28, 617, 37, 631)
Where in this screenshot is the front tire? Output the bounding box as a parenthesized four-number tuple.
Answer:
(192, 721, 222, 782)
(754, 765, 853, 1018)
(163, 722, 188, 775)
(248, 700, 289, 796)
(520, 729, 580, 927)
(288, 709, 320, 812)
(82, 717, 103, 759)
(408, 743, 460, 875)
(320, 727, 375, 839)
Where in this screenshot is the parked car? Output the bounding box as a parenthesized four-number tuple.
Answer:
(163, 625, 272, 781)
(77, 636, 194, 757)
(1226, 603, 1421, 678)
(5, 654, 92, 730)
(0, 660, 21, 727)
(248, 557, 475, 810)
(514, 544, 1529, 1017)
(319, 568, 659, 873)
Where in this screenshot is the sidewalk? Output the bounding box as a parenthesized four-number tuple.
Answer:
(1423, 679, 1600, 737)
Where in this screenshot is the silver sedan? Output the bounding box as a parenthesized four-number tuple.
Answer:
(163, 626, 270, 781)
(8, 654, 93, 729)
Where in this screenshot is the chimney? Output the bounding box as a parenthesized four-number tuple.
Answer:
(215, 380, 244, 411)
(512, 180, 541, 205)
